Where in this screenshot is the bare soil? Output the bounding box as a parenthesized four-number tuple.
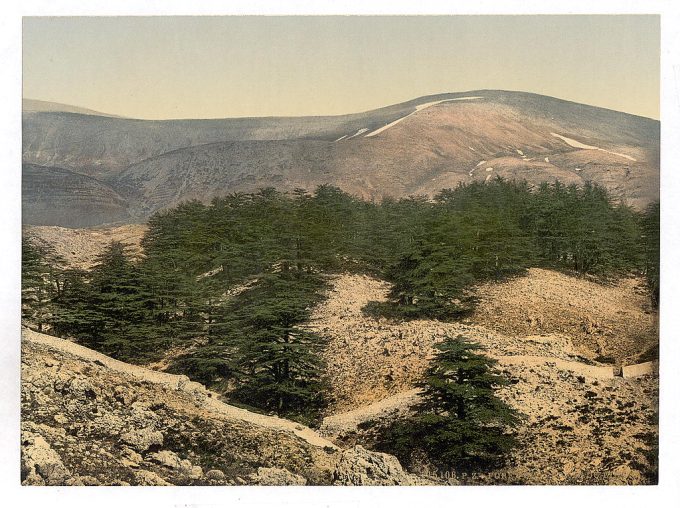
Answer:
(24, 224, 148, 270)
(472, 268, 658, 365)
(309, 271, 658, 485)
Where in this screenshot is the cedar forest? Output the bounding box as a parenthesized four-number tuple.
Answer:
(22, 178, 660, 472)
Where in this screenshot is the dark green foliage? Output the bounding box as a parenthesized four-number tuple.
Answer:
(50, 267, 100, 339)
(21, 238, 59, 331)
(26, 179, 656, 423)
(641, 201, 660, 307)
(50, 242, 171, 363)
(376, 335, 520, 474)
(229, 270, 328, 424)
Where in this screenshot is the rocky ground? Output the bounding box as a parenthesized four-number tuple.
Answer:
(23, 224, 148, 270)
(21, 328, 434, 486)
(472, 268, 658, 365)
(310, 271, 659, 485)
(20, 265, 659, 486)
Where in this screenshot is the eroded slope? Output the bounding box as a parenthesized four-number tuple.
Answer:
(309, 271, 658, 485)
(21, 328, 430, 486)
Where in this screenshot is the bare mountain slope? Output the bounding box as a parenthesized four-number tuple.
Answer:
(22, 93, 455, 179)
(22, 163, 131, 228)
(115, 91, 659, 218)
(23, 90, 659, 226)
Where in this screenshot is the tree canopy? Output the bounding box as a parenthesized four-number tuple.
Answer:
(376, 335, 520, 474)
(21, 179, 658, 423)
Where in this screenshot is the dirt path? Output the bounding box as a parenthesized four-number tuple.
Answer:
(22, 328, 337, 450)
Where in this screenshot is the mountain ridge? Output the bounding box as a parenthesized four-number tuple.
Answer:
(22, 90, 660, 227)
(22, 98, 124, 118)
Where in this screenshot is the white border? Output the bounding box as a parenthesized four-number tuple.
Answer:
(3, 1, 680, 507)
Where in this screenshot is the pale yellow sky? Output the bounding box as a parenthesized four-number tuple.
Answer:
(23, 15, 660, 120)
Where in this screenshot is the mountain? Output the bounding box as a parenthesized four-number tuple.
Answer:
(22, 98, 123, 118)
(22, 90, 659, 226)
(22, 164, 131, 227)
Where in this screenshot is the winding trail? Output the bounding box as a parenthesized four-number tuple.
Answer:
(23, 328, 337, 450)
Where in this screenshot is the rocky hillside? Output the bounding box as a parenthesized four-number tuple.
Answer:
(21, 328, 433, 486)
(23, 90, 659, 226)
(23, 223, 148, 270)
(472, 269, 658, 365)
(308, 272, 658, 485)
(306, 271, 657, 413)
(20, 266, 658, 485)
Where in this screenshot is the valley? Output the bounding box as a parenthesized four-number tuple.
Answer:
(21, 264, 659, 486)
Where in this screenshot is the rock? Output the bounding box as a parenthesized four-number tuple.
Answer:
(54, 414, 68, 424)
(134, 469, 172, 486)
(21, 431, 72, 486)
(69, 376, 99, 400)
(188, 465, 204, 479)
(120, 428, 163, 453)
(121, 447, 143, 465)
(248, 467, 307, 486)
(112, 385, 135, 405)
(612, 464, 632, 481)
(333, 445, 432, 486)
(80, 475, 101, 485)
(205, 469, 226, 481)
(148, 450, 202, 479)
(148, 450, 182, 469)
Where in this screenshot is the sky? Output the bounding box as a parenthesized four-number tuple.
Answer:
(22, 15, 660, 120)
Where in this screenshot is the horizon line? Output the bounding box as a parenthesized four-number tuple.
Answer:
(22, 89, 661, 122)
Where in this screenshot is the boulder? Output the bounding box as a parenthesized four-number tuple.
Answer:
(148, 450, 202, 479)
(248, 467, 307, 486)
(120, 427, 163, 453)
(148, 450, 182, 469)
(333, 445, 432, 486)
(205, 469, 226, 481)
(21, 431, 72, 486)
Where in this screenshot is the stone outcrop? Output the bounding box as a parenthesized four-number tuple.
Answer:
(21, 431, 73, 486)
(21, 328, 425, 486)
(333, 446, 433, 486)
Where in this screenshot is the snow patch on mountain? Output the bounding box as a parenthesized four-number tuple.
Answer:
(347, 128, 369, 139)
(365, 97, 483, 137)
(551, 133, 637, 162)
